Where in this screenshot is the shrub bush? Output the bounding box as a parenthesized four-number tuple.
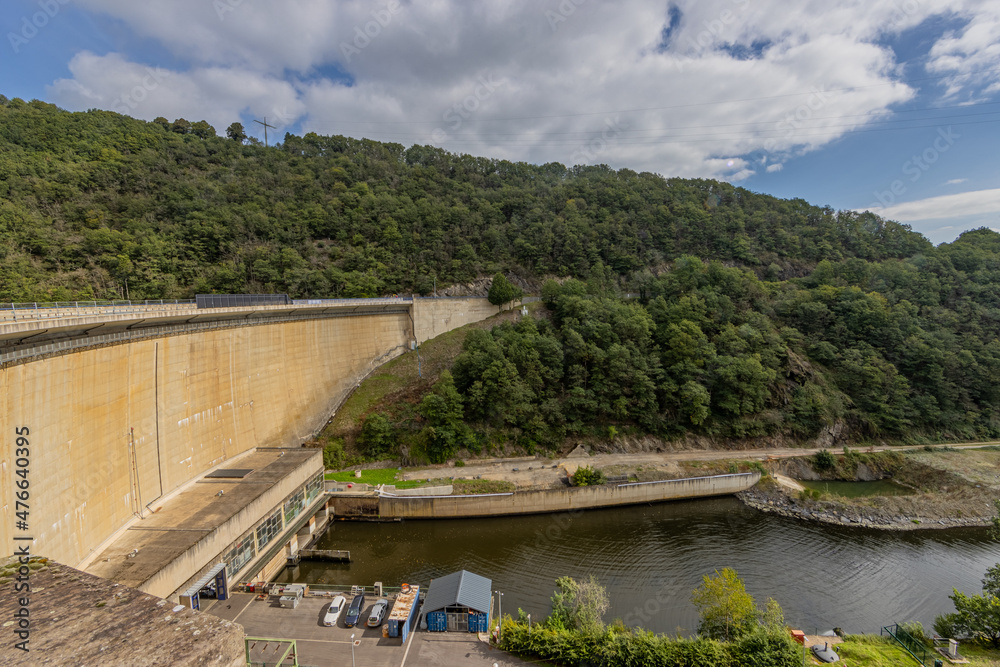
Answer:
(813, 449, 835, 470)
(573, 465, 606, 487)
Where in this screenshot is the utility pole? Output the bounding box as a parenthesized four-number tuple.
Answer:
(254, 117, 276, 147)
(494, 590, 503, 642)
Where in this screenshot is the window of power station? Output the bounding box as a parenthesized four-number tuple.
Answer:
(283, 490, 305, 524)
(305, 473, 323, 502)
(224, 534, 256, 581)
(255, 510, 282, 550)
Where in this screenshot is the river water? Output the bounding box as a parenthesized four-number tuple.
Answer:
(276, 497, 1000, 635)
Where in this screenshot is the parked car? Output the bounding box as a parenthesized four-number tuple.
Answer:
(366, 598, 389, 627)
(344, 593, 366, 628)
(323, 595, 347, 627)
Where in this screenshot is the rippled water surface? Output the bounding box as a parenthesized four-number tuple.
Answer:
(277, 497, 1000, 634)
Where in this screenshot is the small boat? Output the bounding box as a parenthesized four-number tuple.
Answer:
(811, 642, 839, 663)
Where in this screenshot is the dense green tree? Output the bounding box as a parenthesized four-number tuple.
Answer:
(358, 412, 395, 458)
(691, 568, 759, 642)
(226, 121, 247, 142)
(488, 273, 521, 311)
(190, 120, 216, 139)
(170, 117, 191, 134)
(547, 576, 609, 635)
(417, 371, 471, 463)
(948, 586, 1000, 647)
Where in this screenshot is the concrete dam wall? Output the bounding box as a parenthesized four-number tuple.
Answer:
(0, 297, 495, 569)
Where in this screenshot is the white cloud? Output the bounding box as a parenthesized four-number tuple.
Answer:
(44, 1, 997, 180)
(866, 187, 1000, 221)
(766, 163, 783, 172)
(945, 178, 968, 185)
(926, 4, 1000, 99)
(47, 51, 306, 135)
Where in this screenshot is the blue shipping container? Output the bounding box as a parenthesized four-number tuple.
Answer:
(427, 611, 447, 632)
(387, 586, 421, 642)
(469, 611, 489, 633)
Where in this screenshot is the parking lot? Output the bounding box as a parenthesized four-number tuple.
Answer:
(205, 593, 533, 667)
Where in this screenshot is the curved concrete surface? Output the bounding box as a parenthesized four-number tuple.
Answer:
(0, 297, 497, 569)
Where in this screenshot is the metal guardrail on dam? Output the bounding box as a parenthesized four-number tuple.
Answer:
(0, 297, 416, 367)
(0, 297, 414, 322)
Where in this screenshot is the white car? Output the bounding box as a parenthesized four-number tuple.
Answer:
(323, 595, 347, 627)
(366, 598, 389, 627)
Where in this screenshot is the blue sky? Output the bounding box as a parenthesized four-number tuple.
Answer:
(1, 0, 998, 244)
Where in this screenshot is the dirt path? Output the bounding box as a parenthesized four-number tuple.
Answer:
(403, 441, 1000, 488)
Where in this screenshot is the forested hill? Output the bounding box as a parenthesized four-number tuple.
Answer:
(0, 96, 931, 301)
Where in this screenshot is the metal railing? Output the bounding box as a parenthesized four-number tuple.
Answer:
(882, 624, 929, 665)
(0, 297, 420, 323)
(291, 297, 413, 306)
(0, 299, 196, 321)
(0, 308, 411, 367)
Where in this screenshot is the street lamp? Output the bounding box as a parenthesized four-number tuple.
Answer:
(494, 590, 504, 642)
(350, 633, 355, 667)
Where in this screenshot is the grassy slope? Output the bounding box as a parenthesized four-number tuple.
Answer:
(319, 304, 534, 450)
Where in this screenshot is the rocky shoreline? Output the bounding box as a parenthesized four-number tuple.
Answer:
(737, 486, 994, 531)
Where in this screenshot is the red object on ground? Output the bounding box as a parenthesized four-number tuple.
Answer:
(790, 630, 806, 645)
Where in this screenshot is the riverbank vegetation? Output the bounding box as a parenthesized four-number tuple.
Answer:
(497, 571, 1000, 667)
(498, 570, 801, 667)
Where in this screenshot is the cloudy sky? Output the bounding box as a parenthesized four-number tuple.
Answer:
(2, 0, 999, 244)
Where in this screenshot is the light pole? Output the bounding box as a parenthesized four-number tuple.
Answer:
(351, 633, 355, 667)
(494, 590, 503, 642)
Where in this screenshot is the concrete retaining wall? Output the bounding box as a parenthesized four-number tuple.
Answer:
(412, 297, 498, 343)
(377, 473, 761, 518)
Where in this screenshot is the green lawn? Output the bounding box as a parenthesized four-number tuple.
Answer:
(835, 637, 920, 666)
(959, 642, 1000, 665)
(835, 636, 1000, 666)
(324, 468, 425, 488)
(323, 468, 516, 494)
